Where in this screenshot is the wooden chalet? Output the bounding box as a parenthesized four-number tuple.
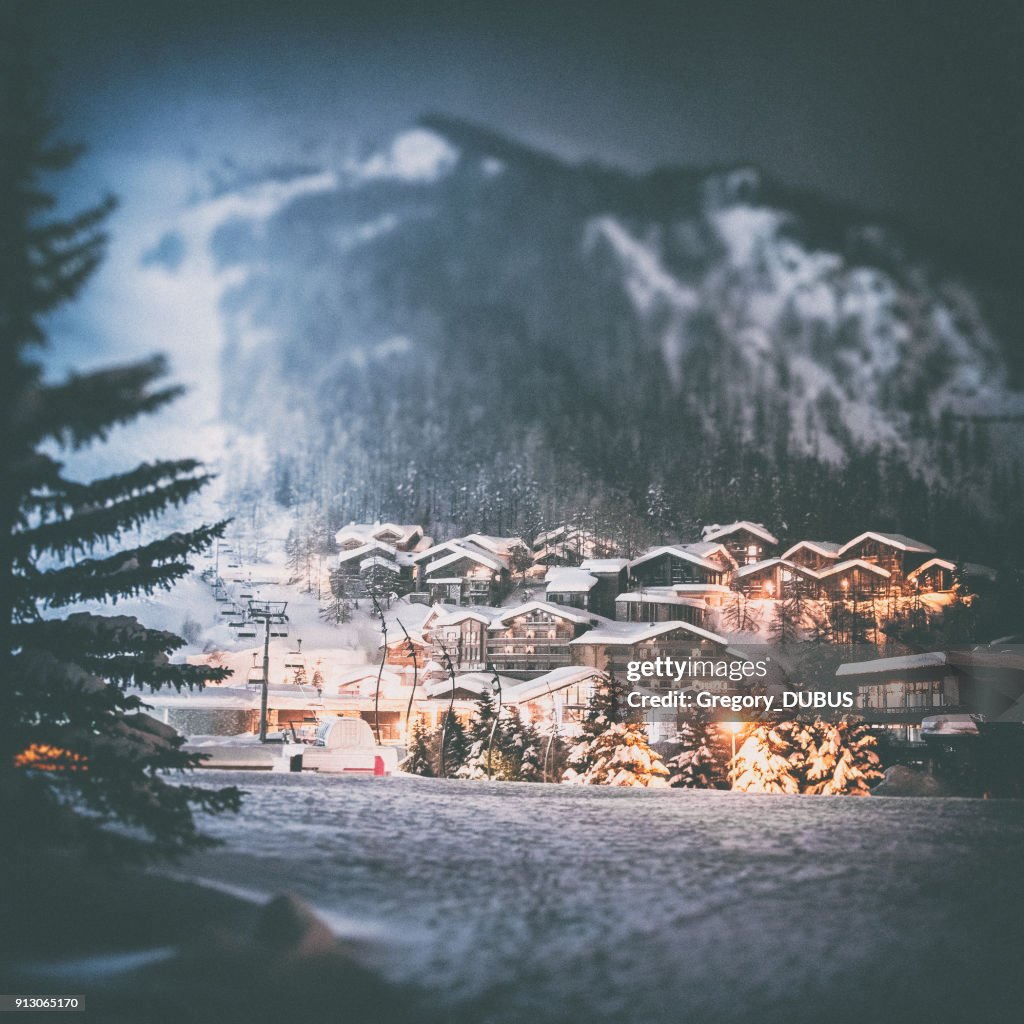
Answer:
(628, 545, 729, 589)
(569, 619, 732, 685)
(731, 558, 817, 599)
(334, 541, 413, 595)
(836, 532, 936, 593)
(545, 567, 600, 612)
(335, 522, 427, 553)
(700, 521, 779, 566)
(421, 606, 494, 671)
(836, 649, 1024, 743)
(578, 558, 630, 618)
(421, 544, 511, 605)
(487, 601, 601, 673)
(614, 587, 706, 626)
(906, 558, 997, 595)
(780, 540, 841, 572)
(505, 666, 606, 734)
(813, 559, 890, 600)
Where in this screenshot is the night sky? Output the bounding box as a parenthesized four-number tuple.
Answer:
(26, 0, 1024, 279)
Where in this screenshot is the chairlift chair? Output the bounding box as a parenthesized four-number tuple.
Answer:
(236, 629, 257, 639)
(284, 638, 306, 671)
(245, 655, 264, 689)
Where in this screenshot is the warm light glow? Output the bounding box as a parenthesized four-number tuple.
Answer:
(723, 721, 744, 734)
(14, 744, 88, 773)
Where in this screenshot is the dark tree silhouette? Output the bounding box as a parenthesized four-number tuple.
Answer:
(0, 50, 240, 861)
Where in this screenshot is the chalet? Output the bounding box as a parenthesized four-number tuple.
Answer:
(836, 532, 936, 592)
(545, 567, 600, 612)
(383, 632, 432, 668)
(335, 522, 427, 553)
(421, 671, 520, 728)
(463, 533, 531, 566)
(781, 540, 841, 572)
(505, 666, 606, 734)
(628, 546, 728, 589)
(679, 541, 738, 574)
(569, 619, 731, 684)
(334, 541, 413, 596)
(701, 521, 779, 565)
(487, 601, 601, 673)
(422, 606, 494, 671)
(578, 558, 630, 618)
(614, 587, 706, 627)
(814, 559, 890, 600)
(421, 545, 511, 605)
(906, 558, 997, 595)
(836, 649, 1024, 744)
(731, 558, 818, 600)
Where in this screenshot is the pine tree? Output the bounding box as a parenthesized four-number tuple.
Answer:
(802, 717, 882, 795)
(502, 708, 543, 782)
(665, 708, 723, 788)
(729, 722, 802, 794)
(457, 689, 514, 780)
(1, 59, 241, 860)
(401, 717, 435, 777)
(437, 710, 469, 777)
(563, 673, 668, 787)
(320, 567, 352, 625)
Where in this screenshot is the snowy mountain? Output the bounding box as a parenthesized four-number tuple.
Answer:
(145, 117, 1024, 558)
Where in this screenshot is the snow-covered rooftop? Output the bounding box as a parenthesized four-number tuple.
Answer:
(907, 558, 997, 581)
(628, 545, 723, 573)
(815, 558, 891, 579)
(569, 619, 727, 647)
(838, 531, 937, 556)
(701, 521, 779, 546)
(424, 546, 505, 575)
(488, 600, 599, 628)
(506, 666, 607, 704)
(579, 558, 630, 573)
(545, 568, 599, 592)
(615, 590, 706, 609)
(781, 540, 842, 560)
(836, 652, 949, 676)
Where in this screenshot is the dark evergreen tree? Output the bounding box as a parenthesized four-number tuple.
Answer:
(401, 717, 435, 777)
(1, 55, 241, 861)
(501, 708, 543, 782)
(665, 708, 725, 788)
(437, 710, 469, 777)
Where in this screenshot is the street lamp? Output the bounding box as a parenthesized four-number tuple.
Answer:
(723, 720, 743, 790)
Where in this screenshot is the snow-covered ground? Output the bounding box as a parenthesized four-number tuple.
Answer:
(180, 774, 1024, 1024)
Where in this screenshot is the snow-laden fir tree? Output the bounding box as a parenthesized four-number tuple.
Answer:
(437, 710, 469, 777)
(0, 62, 241, 860)
(729, 721, 802, 794)
(801, 717, 882, 795)
(457, 689, 514, 780)
(563, 673, 668, 787)
(665, 708, 724, 788)
(502, 708, 543, 782)
(401, 717, 435, 777)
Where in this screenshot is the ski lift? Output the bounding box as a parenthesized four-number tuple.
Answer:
(239, 591, 253, 600)
(246, 654, 264, 688)
(228, 619, 247, 629)
(220, 602, 239, 617)
(271, 629, 289, 638)
(284, 639, 305, 671)
(236, 627, 257, 638)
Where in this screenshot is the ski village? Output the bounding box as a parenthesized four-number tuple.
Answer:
(137, 514, 1024, 796)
